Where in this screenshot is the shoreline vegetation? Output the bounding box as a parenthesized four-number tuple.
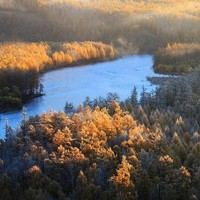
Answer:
(2, 68, 200, 199)
(0, 41, 116, 113)
(154, 43, 200, 74)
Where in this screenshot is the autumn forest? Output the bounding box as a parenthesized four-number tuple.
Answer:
(1, 0, 200, 199)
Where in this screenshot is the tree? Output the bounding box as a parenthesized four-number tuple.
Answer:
(75, 170, 88, 200)
(64, 101, 74, 114)
(110, 156, 137, 200)
(130, 86, 138, 107)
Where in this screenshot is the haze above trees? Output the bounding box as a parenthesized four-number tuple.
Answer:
(0, 0, 200, 53)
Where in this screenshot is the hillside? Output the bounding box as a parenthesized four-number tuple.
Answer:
(0, 0, 200, 53)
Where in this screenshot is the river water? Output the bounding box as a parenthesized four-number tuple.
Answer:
(0, 55, 164, 137)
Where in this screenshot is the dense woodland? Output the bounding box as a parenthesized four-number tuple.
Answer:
(1, 68, 200, 199)
(1, 0, 200, 199)
(0, 0, 200, 111)
(154, 43, 200, 74)
(0, 41, 116, 112)
(0, 0, 200, 52)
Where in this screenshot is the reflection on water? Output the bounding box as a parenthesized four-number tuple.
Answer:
(0, 55, 164, 138)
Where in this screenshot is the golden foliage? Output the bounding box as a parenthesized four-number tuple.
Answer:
(159, 155, 174, 165)
(0, 42, 52, 71)
(59, 0, 200, 17)
(0, 41, 116, 72)
(180, 166, 191, 177)
(28, 165, 42, 174)
(162, 43, 200, 57)
(154, 43, 200, 73)
(110, 156, 133, 194)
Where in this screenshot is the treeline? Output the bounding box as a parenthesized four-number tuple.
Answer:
(154, 43, 200, 74)
(51, 42, 116, 67)
(1, 69, 200, 199)
(58, 0, 189, 14)
(0, 0, 200, 53)
(3, 0, 196, 14)
(0, 41, 116, 112)
(0, 42, 116, 72)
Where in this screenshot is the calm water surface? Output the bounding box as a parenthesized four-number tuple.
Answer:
(0, 55, 164, 137)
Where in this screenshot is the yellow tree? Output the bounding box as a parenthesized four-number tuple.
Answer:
(110, 155, 137, 199)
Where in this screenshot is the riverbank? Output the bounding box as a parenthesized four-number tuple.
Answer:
(0, 56, 115, 114)
(0, 57, 117, 114)
(153, 43, 200, 74)
(0, 93, 45, 113)
(147, 76, 176, 86)
(39, 56, 117, 74)
(0, 41, 117, 113)
(0, 55, 157, 132)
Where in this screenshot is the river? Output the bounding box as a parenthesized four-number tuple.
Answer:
(0, 55, 164, 138)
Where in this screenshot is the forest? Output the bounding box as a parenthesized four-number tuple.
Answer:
(0, 0, 200, 110)
(154, 43, 200, 74)
(0, 41, 116, 112)
(0, 0, 200, 52)
(1, 68, 200, 199)
(1, 0, 200, 199)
